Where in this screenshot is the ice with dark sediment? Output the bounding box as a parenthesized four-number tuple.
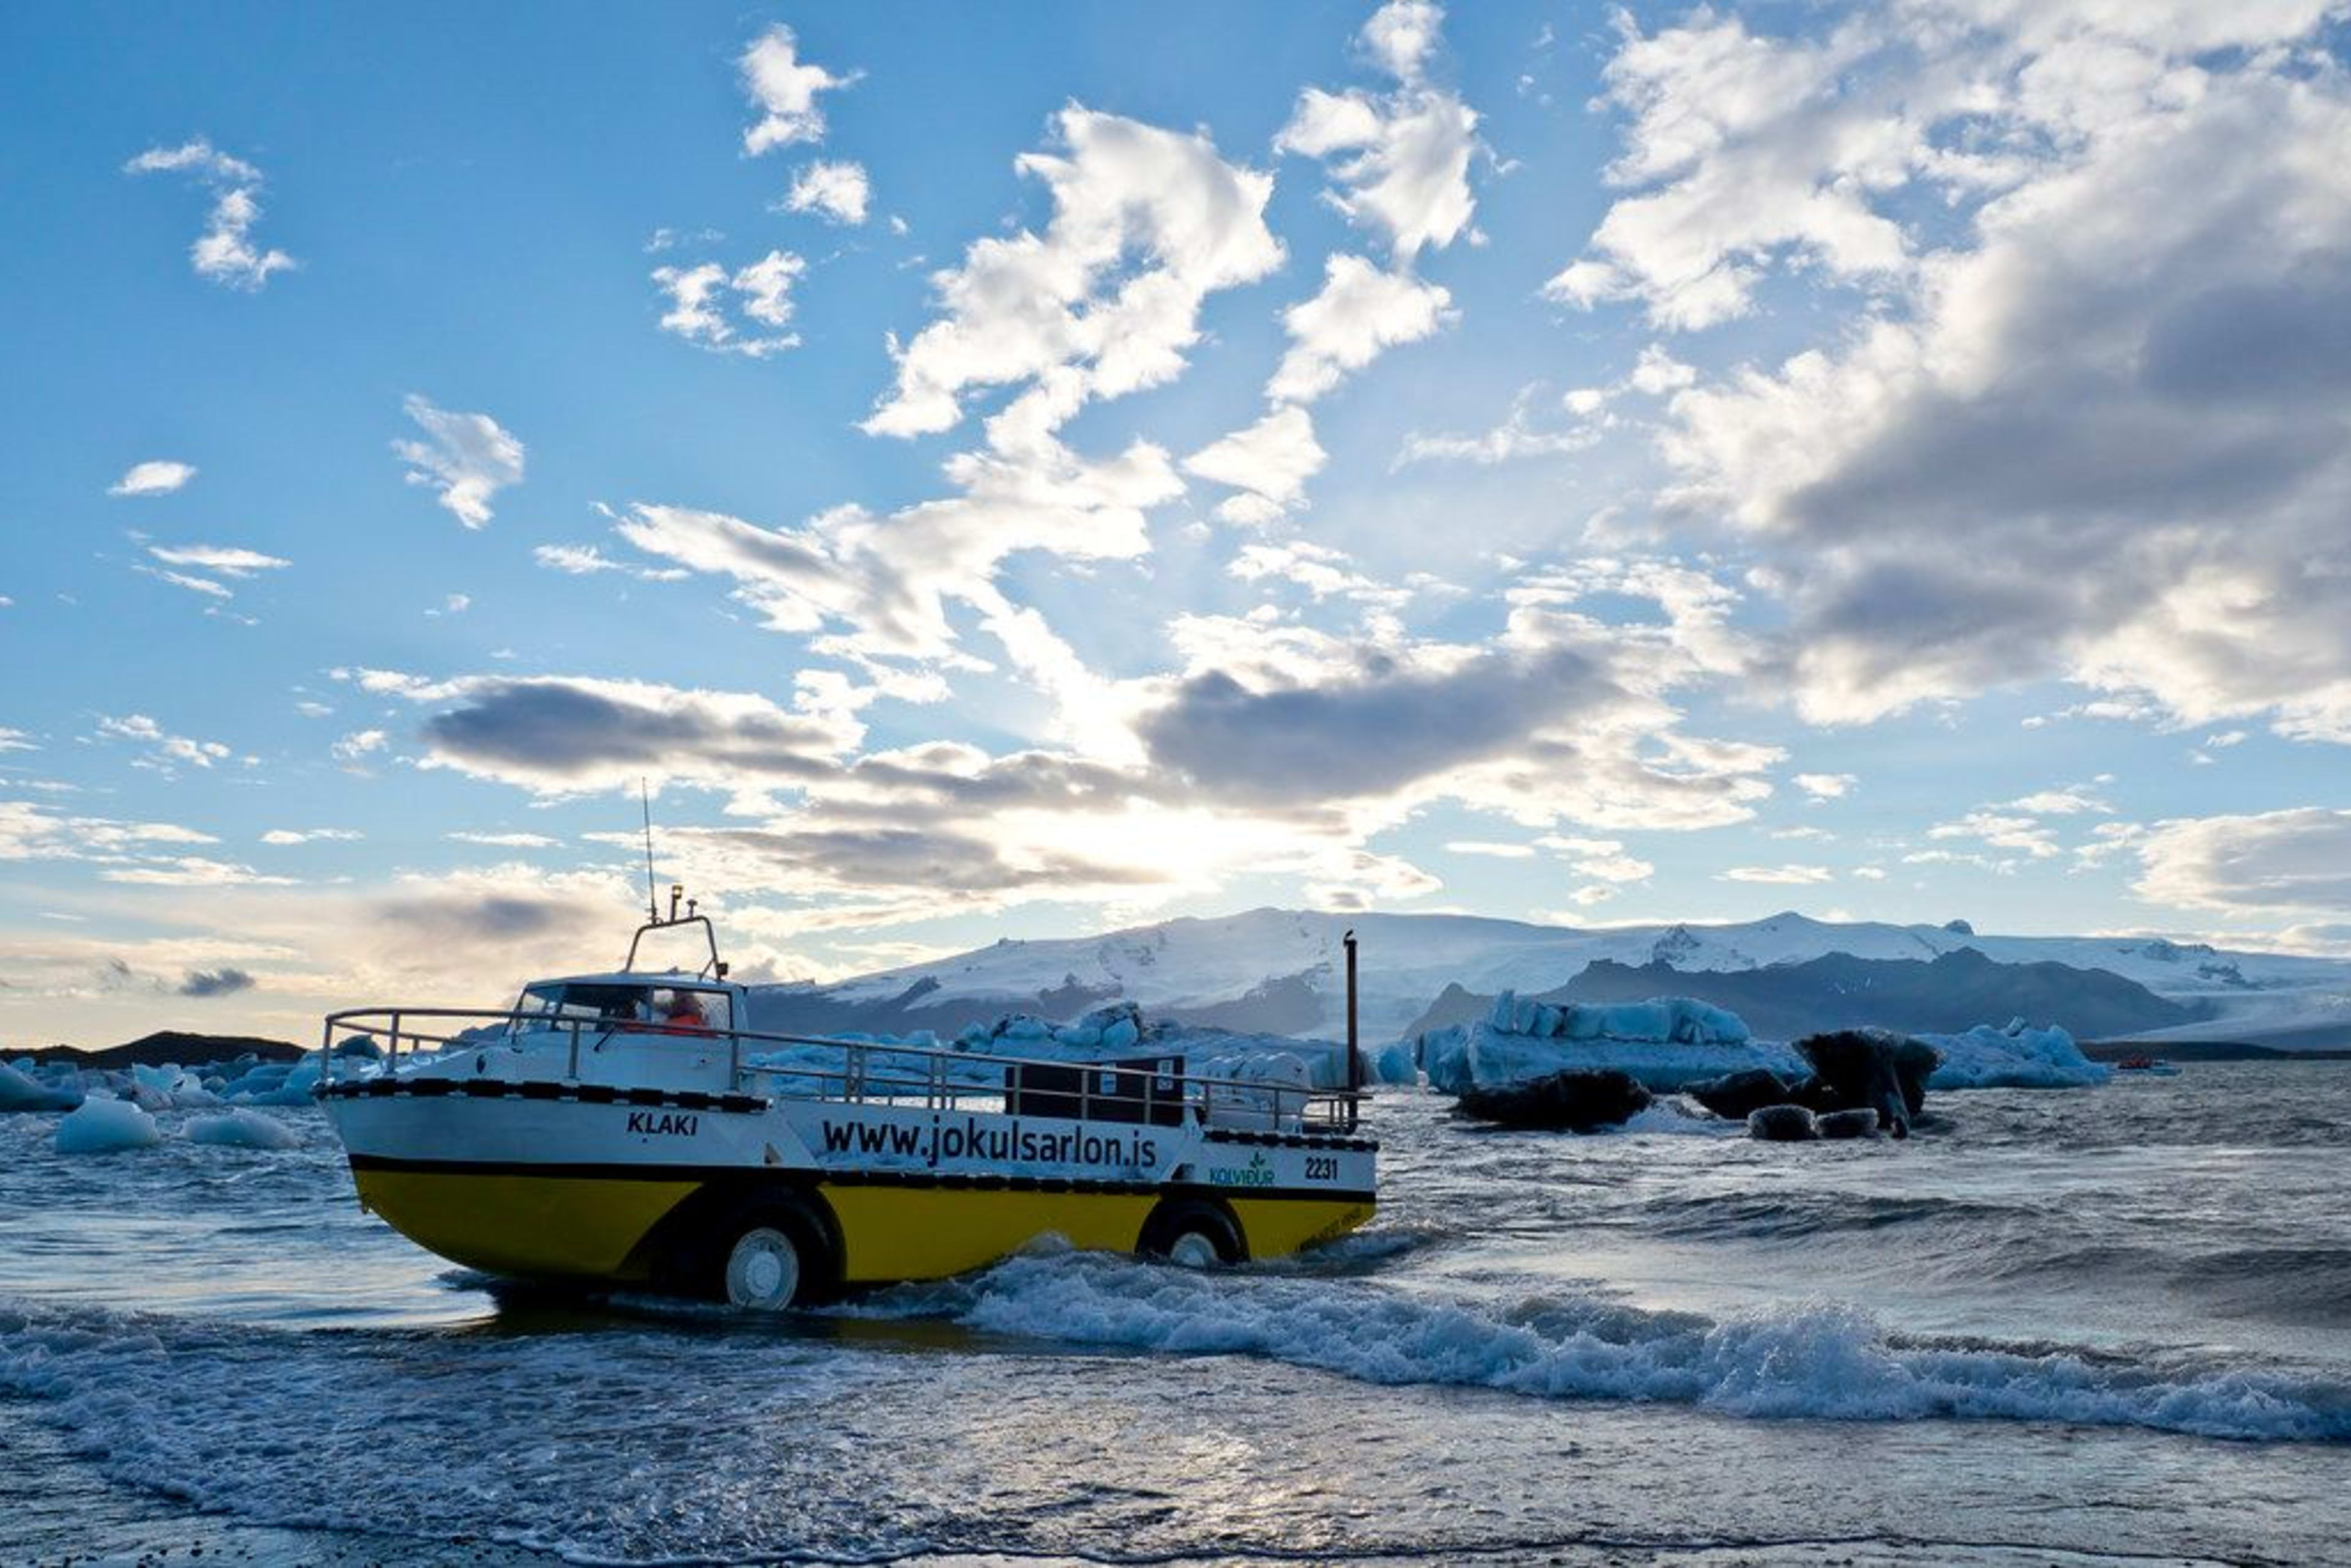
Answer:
(1420, 990, 1799, 1093)
(1417, 991, 2112, 1097)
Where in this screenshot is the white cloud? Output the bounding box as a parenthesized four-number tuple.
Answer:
(125, 138, 297, 290)
(1929, 811, 2060, 859)
(0, 800, 217, 865)
(1361, 0, 1444, 83)
(392, 395, 524, 528)
(1721, 863, 1833, 884)
(1793, 772, 1854, 800)
(1183, 406, 1327, 522)
(1541, 12, 1904, 329)
(1396, 383, 1601, 468)
(260, 828, 362, 846)
(1536, 833, 1654, 883)
(615, 431, 1180, 680)
(331, 729, 387, 763)
(108, 461, 197, 497)
(1268, 253, 1453, 404)
(1627, 345, 1696, 396)
(146, 544, 289, 578)
(1277, 3, 1480, 262)
(1585, 5, 2351, 737)
(1446, 839, 1535, 858)
(446, 830, 560, 848)
(2132, 808, 2351, 915)
(651, 250, 806, 358)
(740, 24, 858, 156)
(95, 713, 231, 771)
(532, 543, 689, 582)
(1227, 541, 1401, 606)
(136, 566, 233, 601)
(2006, 787, 2112, 816)
(784, 160, 871, 225)
(864, 108, 1282, 441)
(101, 858, 294, 888)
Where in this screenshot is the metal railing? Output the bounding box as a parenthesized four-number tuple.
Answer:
(318, 1007, 1367, 1133)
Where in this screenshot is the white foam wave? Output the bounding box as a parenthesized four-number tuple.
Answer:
(911, 1253, 2350, 1442)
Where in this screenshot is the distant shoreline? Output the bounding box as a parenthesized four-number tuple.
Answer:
(2082, 1039, 2351, 1062)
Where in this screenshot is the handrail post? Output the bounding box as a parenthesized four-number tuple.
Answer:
(568, 1019, 580, 1082)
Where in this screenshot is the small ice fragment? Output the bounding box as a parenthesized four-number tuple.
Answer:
(187, 1108, 302, 1150)
(55, 1094, 162, 1154)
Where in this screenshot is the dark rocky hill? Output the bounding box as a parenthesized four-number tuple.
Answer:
(23, 1030, 307, 1070)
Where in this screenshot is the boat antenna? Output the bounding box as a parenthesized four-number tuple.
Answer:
(640, 778, 659, 923)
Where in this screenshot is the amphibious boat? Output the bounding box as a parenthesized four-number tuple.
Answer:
(316, 893, 1377, 1308)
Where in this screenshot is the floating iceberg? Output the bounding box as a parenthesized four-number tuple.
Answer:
(239, 1056, 325, 1106)
(1421, 991, 1797, 1093)
(187, 1108, 302, 1150)
(130, 1061, 222, 1109)
(1920, 1021, 2110, 1089)
(0, 1060, 82, 1112)
(1365, 1038, 1418, 1086)
(55, 1093, 162, 1154)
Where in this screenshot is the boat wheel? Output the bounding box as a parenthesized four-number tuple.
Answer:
(1139, 1198, 1245, 1267)
(722, 1224, 804, 1310)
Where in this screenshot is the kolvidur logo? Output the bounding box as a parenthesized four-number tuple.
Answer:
(819, 1114, 1158, 1171)
(1209, 1151, 1276, 1188)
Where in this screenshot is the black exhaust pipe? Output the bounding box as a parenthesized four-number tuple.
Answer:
(1343, 928, 1360, 1131)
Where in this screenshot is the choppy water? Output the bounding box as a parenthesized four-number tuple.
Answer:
(2, 1063, 2347, 1566)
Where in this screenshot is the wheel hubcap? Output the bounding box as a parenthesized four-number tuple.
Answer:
(1168, 1231, 1218, 1268)
(725, 1227, 801, 1308)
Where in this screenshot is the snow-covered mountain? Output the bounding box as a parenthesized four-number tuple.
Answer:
(747, 907, 2351, 1049)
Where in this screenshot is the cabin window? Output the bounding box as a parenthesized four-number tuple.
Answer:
(508, 982, 732, 1034)
(511, 982, 657, 1029)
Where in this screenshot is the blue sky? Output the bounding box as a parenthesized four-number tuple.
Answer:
(5, 1, 2350, 1048)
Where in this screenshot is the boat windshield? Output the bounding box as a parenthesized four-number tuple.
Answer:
(508, 981, 733, 1035)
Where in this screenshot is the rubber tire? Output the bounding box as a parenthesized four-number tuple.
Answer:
(700, 1194, 839, 1310)
(722, 1224, 804, 1310)
(1139, 1198, 1245, 1267)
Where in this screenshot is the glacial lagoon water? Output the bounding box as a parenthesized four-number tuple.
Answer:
(2, 1062, 2347, 1566)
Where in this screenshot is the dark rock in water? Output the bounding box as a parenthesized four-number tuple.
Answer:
(1747, 1105, 1817, 1141)
(1686, 1067, 1794, 1120)
(1793, 1028, 1941, 1136)
(1457, 1068, 1653, 1132)
(1815, 1108, 1881, 1139)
